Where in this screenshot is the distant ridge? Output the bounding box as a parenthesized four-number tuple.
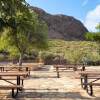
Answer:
(31, 6, 88, 40)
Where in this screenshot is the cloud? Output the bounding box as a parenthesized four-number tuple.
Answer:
(82, 0, 89, 7)
(84, 5, 100, 32)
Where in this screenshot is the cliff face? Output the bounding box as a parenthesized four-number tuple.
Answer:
(31, 7, 88, 40)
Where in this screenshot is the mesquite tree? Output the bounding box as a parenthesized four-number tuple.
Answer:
(0, 0, 48, 66)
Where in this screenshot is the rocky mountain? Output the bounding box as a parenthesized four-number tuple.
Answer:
(31, 6, 88, 40)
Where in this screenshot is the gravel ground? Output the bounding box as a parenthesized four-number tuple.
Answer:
(0, 65, 100, 100)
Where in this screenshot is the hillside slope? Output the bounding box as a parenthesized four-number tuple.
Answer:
(31, 6, 88, 40)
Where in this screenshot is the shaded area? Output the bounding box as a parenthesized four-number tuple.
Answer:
(30, 76, 57, 79)
(6, 89, 91, 99)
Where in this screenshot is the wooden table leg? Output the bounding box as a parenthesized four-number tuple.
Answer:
(0, 67, 2, 72)
(81, 75, 88, 89)
(84, 75, 88, 89)
(11, 76, 20, 98)
(17, 76, 20, 93)
(82, 65, 85, 71)
(17, 76, 20, 85)
(26, 67, 30, 76)
(1, 67, 4, 72)
(81, 77, 84, 88)
(87, 84, 93, 96)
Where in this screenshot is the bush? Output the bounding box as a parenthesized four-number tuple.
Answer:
(43, 54, 55, 65)
(43, 54, 68, 65)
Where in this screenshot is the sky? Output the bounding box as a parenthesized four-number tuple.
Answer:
(26, 0, 100, 32)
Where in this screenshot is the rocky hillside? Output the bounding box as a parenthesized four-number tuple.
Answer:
(31, 6, 88, 40)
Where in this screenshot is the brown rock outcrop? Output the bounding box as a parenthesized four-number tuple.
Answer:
(31, 6, 88, 40)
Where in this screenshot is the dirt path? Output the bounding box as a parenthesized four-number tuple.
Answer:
(0, 65, 100, 100)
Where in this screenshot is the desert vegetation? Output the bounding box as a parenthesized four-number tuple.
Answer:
(0, 0, 48, 65)
(0, 0, 100, 66)
(41, 40, 99, 64)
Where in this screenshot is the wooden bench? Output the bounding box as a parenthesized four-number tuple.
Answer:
(83, 83, 100, 96)
(81, 75, 100, 89)
(0, 71, 28, 97)
(78, 71, 100, 96)
(0, 76, 25, 86)
(75, 76, 100, 96)
(0, 85, 23, 97)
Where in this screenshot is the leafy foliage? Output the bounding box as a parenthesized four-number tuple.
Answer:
(0, 0, 48, 65)
(96, 22, 100, 32)
(41, 40, 99, 64)
(85, 23, 100, 57)
(0, 0, 29, 30)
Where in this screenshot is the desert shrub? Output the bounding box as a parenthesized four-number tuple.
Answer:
(43, 53, 55, 65)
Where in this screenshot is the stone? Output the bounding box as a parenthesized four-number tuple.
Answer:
(31, 6, 88, 40)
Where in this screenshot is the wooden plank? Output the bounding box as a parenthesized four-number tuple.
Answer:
(75, 76, 100, 79)
(0, 85, 23, 89)
(83, 83, 100, 86)
(78, 71, 100, 75)
(0, 72, 28, 76)
(0, 76, 25, 80)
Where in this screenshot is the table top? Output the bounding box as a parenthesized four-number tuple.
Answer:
(0, 72, 28, 76)
(54, 64, 82, 68)
(0, 66, 28, 68)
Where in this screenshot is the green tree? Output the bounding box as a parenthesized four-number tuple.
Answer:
(0, 0, 48, 66)
(86, 23, 100, 55)
(0, 0, 29, 31)
(96, 22, 100, 32)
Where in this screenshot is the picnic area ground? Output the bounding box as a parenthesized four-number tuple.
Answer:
(0, 64, 100, 100)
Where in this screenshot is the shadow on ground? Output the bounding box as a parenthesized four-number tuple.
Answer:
(6, 89, 92, 100)
(29, 75, 57, 79)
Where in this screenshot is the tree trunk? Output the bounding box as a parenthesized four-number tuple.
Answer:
(19, 53, 23, 66)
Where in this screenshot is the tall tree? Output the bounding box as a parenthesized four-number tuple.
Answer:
(0, 0, 48, 66)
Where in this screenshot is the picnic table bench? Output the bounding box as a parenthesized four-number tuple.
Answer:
(54, 64, 85, 78)
(0, 72, 28, 97)
(0, 85, 23, 97)
(78, 71, 100, 96)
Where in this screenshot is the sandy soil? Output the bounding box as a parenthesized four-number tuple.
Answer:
(0, 65, 100, 100)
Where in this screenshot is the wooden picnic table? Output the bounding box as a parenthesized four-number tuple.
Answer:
(78, 71, 100, 96)
(78, 71, 100, 86)
(0, 71, 28, 97)
(0, 66, 30, 76)
(54, 64, 85, 78)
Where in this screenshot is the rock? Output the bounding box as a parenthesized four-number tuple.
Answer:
(31, 6, 88, 40)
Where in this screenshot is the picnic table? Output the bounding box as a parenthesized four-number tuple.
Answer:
(0, 66, 30, 76)
(0, 71, 28, 97)
(78, 71, 100, 96)
(54, 64, 85, 78)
